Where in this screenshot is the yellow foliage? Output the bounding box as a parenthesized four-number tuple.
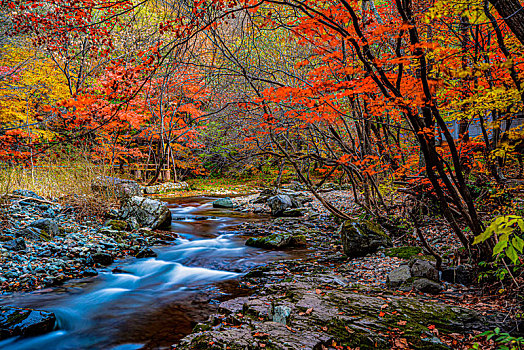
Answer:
(0, 43, 70, 140)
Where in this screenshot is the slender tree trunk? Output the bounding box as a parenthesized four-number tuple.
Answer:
(488, 0, 524, 45)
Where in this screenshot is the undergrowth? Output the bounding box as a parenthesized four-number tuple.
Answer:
(0, 152, 119, 220)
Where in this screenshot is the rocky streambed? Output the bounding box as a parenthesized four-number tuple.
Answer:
(0, 189, 176, 293)
(0, 184, 520, 349)
(177, 263, 504, 350)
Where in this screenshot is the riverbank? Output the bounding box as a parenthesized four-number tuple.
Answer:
(0, 190, 177, 293)
(172, 189, 521, 349)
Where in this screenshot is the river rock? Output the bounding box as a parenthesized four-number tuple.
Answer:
(177, 273, 502, 350)
(3, 238, 26, 251)
(253, 188, 278, 204)
(386, 264, 412, 289)
(92, 176, 143, 199)
(267, 195, 294, 216)
(135, 247, 157, 258)
(119, 196, 172, 230)
(409, 259, 439, 281)
(338, 219, 392, 258)
(441, 265, 472, 285)
(26, 219, 59, 240)
(212, 197, 235, 209)
(245, 233, 305, 250)
(0, 306, 56, 340)
(92, 252, 114, 266)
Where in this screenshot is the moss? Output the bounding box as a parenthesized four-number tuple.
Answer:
(192, 323, 211, 333)
(39, 229, 52, 241)
(245, 234, 293, 249)
(327, 317, 388, 349)
(105, 219, 129, 231)
(385, 246, 422, 259)
(363, 219, 387, 237)
(292, 234, 307, 246)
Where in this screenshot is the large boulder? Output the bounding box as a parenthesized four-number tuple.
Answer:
(409, 259, 439, 281)
(0, 306, 56, 340)
(413, 278, 443, 294)
(387, 259, 442, 294)
(92, 176, 143, 199)
(338, 219, 392, 258)
(212, 197, 235, 209)
(17, 219, 59, 241)
(267, 195, 294, 216)
(119, 196, 172, 229)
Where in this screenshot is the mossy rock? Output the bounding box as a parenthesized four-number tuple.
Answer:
(385, 246, 422, 259)
(177, 278, 501, 350)
(105, 219, 129, 231)
(192, 322, 211, 333)
(245, 233, 305, 250)
(38, 229, 52, 242)
(339, 219, 392, 258)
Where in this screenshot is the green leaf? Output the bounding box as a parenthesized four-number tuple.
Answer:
(474, 227, 495, 244)
(506, 245, 519, 264)
(517, 219, 524, 232)
(512, 236, 524, 253)
(493, 240, 508, 255)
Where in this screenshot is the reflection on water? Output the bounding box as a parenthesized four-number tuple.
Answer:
(0, 196, 289, 349)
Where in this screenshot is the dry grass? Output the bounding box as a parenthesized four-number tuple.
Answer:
(0, 153, 119, 220)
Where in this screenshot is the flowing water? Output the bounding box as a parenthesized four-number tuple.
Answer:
(0, 196, 295, 350)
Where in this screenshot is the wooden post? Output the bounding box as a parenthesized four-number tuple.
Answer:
(163, 167, 170, 181)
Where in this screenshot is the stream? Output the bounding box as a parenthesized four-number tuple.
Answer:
(0, 196, 295, 350)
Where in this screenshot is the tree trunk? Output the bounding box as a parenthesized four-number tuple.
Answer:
(488, 0, 524, 45)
